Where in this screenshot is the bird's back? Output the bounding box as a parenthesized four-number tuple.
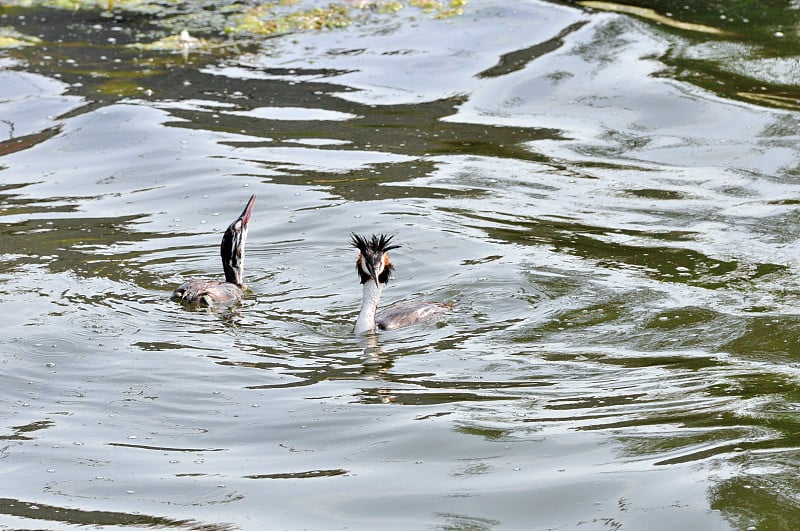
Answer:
(376, 301, 450, 330)
(172, 279, 244, 306)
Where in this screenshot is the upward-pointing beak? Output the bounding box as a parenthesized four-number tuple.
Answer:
(238, 193, 256, 229)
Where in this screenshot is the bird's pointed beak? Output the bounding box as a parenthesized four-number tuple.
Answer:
(361, 254, 378, 286)
(361, 253, 381, 287)
(369, 261, 380, 287)
(238, 193, 256, 230)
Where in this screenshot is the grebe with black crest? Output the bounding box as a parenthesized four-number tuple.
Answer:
(351, 233, 450, 334)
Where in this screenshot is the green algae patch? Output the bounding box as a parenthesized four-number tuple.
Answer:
(225, 0, 467, 35)
(127, 29, 209, 52)
(0, 0, 469, 56)
(2, 0, 468, 38)
(0, 27, 42, 48)
(226, 3, 351, 36)
(410, 0, 466, 18)
(93, 78, 146, 96)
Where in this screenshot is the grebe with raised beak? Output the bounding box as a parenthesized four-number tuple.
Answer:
(172, 194, 256, 306)
(351, 233, 449, 334)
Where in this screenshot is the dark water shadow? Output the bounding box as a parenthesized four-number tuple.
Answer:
(0, 496, 234, 530)
(453, 208, 788, 289)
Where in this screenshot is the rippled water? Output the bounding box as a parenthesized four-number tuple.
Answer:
(3, 0, 800, 529)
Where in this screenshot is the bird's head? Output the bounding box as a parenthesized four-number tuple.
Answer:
(351, 233, 400, 287)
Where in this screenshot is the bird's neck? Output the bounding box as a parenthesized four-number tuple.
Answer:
(222, 255, 244, 286)
(354, 281, 382, 334)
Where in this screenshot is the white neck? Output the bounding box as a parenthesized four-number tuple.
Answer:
(354, 281, 382, 334)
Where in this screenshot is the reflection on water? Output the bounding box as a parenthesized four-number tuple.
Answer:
(0, 497, 230, 530)
(1, 0, 800, 529)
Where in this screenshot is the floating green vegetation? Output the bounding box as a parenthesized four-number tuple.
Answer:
(0, 26, 42, 48)
(0, 0, 468, 40)
(0, 0, 468, 55)
(225, 0, 467, 36)
(127, 29, 208, 52)
(227, 3, 352, 36)
(410, 0, 467, 18)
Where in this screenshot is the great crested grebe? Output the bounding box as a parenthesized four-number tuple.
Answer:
(172, 194, 256, 306)
(351, 233, 450, 334)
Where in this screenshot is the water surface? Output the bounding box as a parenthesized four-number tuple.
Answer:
(2, 0, 800, 529)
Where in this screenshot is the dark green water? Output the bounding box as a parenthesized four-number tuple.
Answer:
(2, 0, 800, 529)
